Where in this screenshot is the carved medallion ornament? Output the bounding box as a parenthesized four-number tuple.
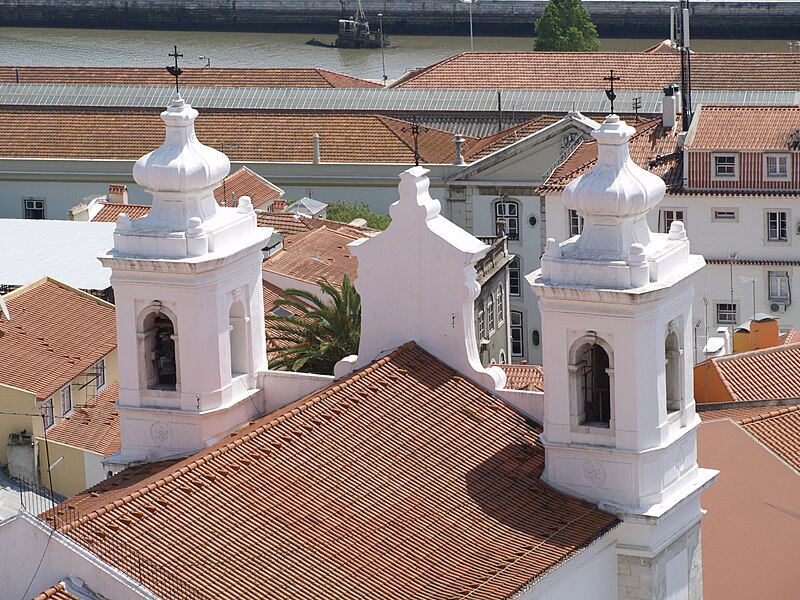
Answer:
(582, 460, 607, 487)
(151, 422, 172, 446)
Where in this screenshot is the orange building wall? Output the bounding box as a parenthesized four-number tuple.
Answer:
(693, 361, 732, 404)
(698, 420, 800, 600)
(733, 319, 780, 353)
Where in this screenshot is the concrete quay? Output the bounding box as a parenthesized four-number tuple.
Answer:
(0, 0, 797, 38)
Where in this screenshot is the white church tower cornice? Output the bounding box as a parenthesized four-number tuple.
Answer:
(528, 114, 715, 599)
(100, 96, 272, 467)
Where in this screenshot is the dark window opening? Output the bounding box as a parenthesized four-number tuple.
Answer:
(579, 343, 610, 426)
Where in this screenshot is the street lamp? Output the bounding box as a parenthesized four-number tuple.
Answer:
(460, 0, 476, 51)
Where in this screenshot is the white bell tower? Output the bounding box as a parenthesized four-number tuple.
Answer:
(529, 115, 716, 599)
(100, 95, 271, 465)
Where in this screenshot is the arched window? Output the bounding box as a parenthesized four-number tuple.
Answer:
(496, 285, 505, 325)
(665, 329, 682, 413)
(576, 343, 611, 426)
(499, 349, 507, 363)
(487, 295, 495, 334)
(143, 312, 177, 390)
(230, 300, 248, 376)
(495, 199, 520, 240)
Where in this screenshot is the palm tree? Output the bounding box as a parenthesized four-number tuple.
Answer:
(265, 275, 361, 374)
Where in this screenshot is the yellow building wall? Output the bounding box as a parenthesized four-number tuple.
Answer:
(38, 441, 89, 498)
(0, 384, 38, 466)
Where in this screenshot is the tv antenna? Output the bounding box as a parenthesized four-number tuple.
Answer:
(603, 70, 620, 114)
(401, 118, 430, 166)
(632, 96, 642, 122)
(166, 45, 184, 94)
(673, 0, 693, 130)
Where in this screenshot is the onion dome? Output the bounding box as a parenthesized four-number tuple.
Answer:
(133, 95, 229, 193)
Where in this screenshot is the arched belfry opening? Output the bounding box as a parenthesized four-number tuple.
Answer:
(665, 327, 682, 413)
(229, 299, 248, 376)
(142, 310, 178, 391)
(576, 341, 611, 427)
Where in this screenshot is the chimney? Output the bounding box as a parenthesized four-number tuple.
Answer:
(662, 85, 678, 129)
(107, 184, 129, 204)
(452, 134, 466, 166)
(312, 133, 320, 165)
(272, 198, 287, 212)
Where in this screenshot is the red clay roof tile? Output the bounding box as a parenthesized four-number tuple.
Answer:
(393, 52, 800, 91)
(49, 343, 618, 599)
(212, 166, 283, 210)
(500, 364, 544, 392)
(688, 105, 800, 151)
(32, 583, 81, 600)
(45, 382, 121, 457)
(0, 279, 116, 400)
(706, 343, 800, 403)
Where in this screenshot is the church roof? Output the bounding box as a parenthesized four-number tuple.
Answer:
(0, 278, 116, 401)
(48, 343, 618, 600)
(0, 66, 381, 88)
(44, 382, 121, 457)
(263, 226, 364, 287)
(391, 52, 800, 91)
(0, 108, 477, 164)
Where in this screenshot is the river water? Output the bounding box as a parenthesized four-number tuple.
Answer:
(0, 26, 793, 82)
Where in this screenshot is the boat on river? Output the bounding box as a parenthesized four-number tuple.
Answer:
(306, 0, 389, 49)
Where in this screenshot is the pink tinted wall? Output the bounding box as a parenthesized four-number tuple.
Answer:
(698, 420, 800, 600)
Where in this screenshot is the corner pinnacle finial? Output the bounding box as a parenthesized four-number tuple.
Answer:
(167, 45, 184, 95)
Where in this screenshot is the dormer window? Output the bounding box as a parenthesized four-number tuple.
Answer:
(713, 154, 738, 179)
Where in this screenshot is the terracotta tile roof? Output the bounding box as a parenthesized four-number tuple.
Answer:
(538, 117, 683, 194)
(463, 115, 562, 162)
(0, 108, 476, 164)
(257, 211, 375, 239)
(0, 66, 380, 88)
(212, 167, 283, 210)
(500, 364, 544, 392)
(50, 342, 618, 599)
(698, 403, 800, 423)
(263, 281, 313, 359)
(738, 405, 800, 473)
(44, 382, 120, 457)
(780, 329, 800, 345)
(706, 343, 800, 402)
(0, 278, 116, 401)
(91, 202, 150, 223)
(393, 52, 800, 91)
(263, 226, 363, 286)
(687, 105, 800, 151)
(32, 583, 81, 600)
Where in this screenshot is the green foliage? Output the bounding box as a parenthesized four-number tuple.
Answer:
(533, 0, 600, 52)
(326, 200, 391, 230)
(265, 275, 361, 375)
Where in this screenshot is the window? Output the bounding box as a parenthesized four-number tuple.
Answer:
(94, 358, 106, 392)
(42, 398, 54, 429)
(577, 343, 611, 426)
(143, 312, 178, 390)
(270, 305, 294, 317)
(229, 300, 248, 376)
(59, 385, 72, 416)
(23, 198, 46, 219)
(712, 208, 738, 222)
(665, 330, 682, 413)
(498, 350, 507, 364)
(531, 329, 541, 348)
(495, 200, 519, 241)
(487, 295, 495, 334)
(510, 311, 524, 357)
(478, 305, 486, 340)
(496, 286, 505, 325)
(766, 210, 788, 242)
(509, 258, 521, 297)
(769, 271, 790, 302)
(716, 303, 737, 325)
(765, 154, 789, 179)
(659, 208, 685, 233)
(568, 209, 584, 237)
(714, 155, 737, 178)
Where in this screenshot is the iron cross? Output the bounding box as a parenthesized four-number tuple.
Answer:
(603, 69, 621, 114)
(166, 45, 184, 94)
(401, 119, 430, 166)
